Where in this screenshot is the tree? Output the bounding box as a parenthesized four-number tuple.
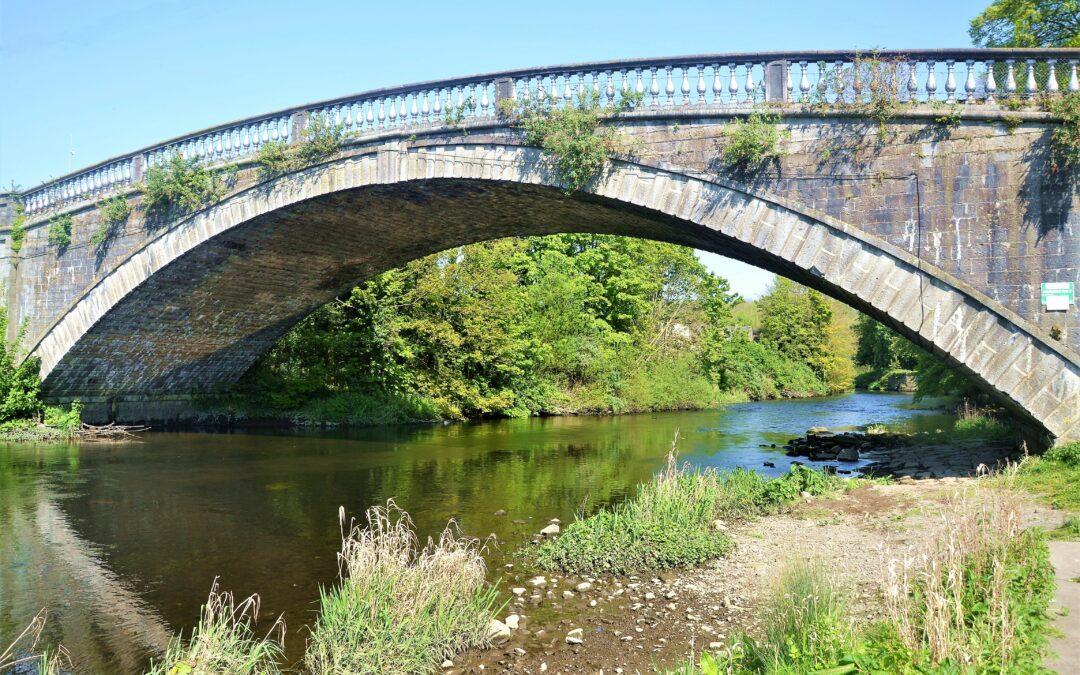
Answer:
(969, 0, 1080, 47)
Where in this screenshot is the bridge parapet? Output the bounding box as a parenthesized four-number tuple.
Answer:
(16, 49, 1079, 217)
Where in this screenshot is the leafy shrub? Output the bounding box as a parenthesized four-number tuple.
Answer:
(92, 195, 130, 246)
(1048, 91, 1080, 173)
(704, 331, 827, 400)
(821, 53, 910, 140)
(144, 153, 230, 216)
(500, 90, 641, 192)
(45, 214, 72, 249)
(255, 116, 345, 180)
(720, 110, 789, 174)
(9, 202, 26, 255)
(43, 401, 82, 434)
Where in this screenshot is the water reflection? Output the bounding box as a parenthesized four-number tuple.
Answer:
(0, 392, 951, 672)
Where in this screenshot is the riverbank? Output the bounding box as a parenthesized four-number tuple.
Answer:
(456, 474, 1074, 673)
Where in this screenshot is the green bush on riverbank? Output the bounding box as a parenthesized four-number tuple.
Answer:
(532, 454, 846, 576)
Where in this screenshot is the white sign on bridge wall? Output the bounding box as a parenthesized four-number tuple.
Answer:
(1042, 282, 1075, 312)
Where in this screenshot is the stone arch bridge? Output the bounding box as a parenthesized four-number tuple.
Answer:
(2, 49, 1078, 440)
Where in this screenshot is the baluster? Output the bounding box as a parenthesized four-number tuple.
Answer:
(376, 98, 385, 128)
(544, 75, 554, 102)
(606, 71, 616, 104)
(728, 63, 739, 103)
(482, 83, 492, 115)
(398, 95, 408, 124)
(711, 64, 722, 105)
(433, 89, 442, 121)
(576, 74, 586, 105)
(799, 61, 810, 102)
(649, 67, 659, 105)
(985, 60, 997, 103)
(410, 93, 420, 122)
(964, 60, 976, 102)
(591, 71, 600, 103)
(1005, 59, 1017, 98)
(695, 65, 705, 106)
(563, 76, 573, 106)
(679, 66, 689, 106)
(853, 59, 863, 103)
(241, 127, 251, 155)
(745, 63, 757, 102)
(123, 162, 131, 182)
(634, 69, 644, 100)
(945, 60, 957, 103)
(388, 96, 398, 126)
(925, 61, 937, 100)
(1047, 60, 1059, 95)
(665, 66, 675, 106)
(1025, 59, 1037, 98)
(786, 63, 793, 101)
(906, 62, 918, 101)
(1070, 60, 1079, 92)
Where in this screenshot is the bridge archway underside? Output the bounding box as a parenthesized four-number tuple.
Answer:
(27, 142, 1079, 440)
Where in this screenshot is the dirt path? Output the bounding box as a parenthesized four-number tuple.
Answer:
(453, 480, 1071, 674)
(1048, 541, 1080, 674)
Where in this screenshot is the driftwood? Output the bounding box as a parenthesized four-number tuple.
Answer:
(75, 422, 150, 441)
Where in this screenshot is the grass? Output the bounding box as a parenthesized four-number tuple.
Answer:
(1049, 516, 1080, 541)
(0, 609, 71, 674)
(145, 580, 284, 675)
(1010, 441, 1080, 511)
(948, 408, 1011, 440)
(305, 501, 502, 674)
(531, 444, 845, 576)
(677, 487, 1057, 674)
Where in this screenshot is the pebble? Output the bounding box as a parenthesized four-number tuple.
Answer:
(512, 587, 526, 596)
(575, 581, 593, 592)
(441, 659, 454, 669)
(644, 592, 656, 600)
(566, 628, 584, 644)
(529, 576, 547, 587)
(505, 614, 520, 630)
(540, 523, 561, 536)
(488, 619, 511, 644)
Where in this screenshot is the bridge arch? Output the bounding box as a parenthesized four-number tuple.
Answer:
(29, 142, 1080, 441)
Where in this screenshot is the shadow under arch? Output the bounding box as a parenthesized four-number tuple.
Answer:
(28, 143, 1080, 441)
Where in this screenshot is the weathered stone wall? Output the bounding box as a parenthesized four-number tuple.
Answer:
(3, 113, 1077, 438)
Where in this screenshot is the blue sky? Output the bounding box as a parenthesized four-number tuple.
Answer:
(1, 0, 987, 298)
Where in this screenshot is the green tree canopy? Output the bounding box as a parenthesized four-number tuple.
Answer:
(969, 0, 1080, 47)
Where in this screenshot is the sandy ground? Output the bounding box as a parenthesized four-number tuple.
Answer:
(453, 479, 1074, 674)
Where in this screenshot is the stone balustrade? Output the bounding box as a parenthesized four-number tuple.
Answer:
(17, 48, 1080, 216)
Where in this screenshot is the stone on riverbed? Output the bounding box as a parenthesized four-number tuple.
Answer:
(540, 523, 561, 536)
(488, 618, 511, 644)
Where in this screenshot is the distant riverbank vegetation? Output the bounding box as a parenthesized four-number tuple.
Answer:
(206, 235, 875, 426)
(206, 233, 983, 428)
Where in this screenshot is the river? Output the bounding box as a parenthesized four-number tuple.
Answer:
(0, 392, 953, 672)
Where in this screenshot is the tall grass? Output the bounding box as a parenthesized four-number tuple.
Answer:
(884, 488, 1055, 671)
(533, 444, 844, 576)
(678, 486, 1055, 674)
(0, 609, 71, 674)
(305, 501, 501, 674)
(1011, 441, 1080, 510)
(949, 405, 1010, 440)
(145, 580, 284, 675)
(720, 561, 854, 673)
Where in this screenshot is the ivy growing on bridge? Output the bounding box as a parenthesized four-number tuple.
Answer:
(92, 195, 131, 247)
(9, 201, 26, 256)
(46, 213, 73, 250)
(255, 117, 345, 180)
(143, 153, 233, 217)
(498, 89, 644, 193)
(720, 110, 790, 174)
(1048, 92, 1080, 173)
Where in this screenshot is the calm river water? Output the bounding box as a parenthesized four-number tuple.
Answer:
(0, 392, 953, 672)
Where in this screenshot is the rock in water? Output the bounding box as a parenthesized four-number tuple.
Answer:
(540, 523, 561, 536)
(488, 618, 511, 644)
(837, 447, 860, 462)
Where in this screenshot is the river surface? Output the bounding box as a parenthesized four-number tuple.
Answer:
(0, 392, 953, 672)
